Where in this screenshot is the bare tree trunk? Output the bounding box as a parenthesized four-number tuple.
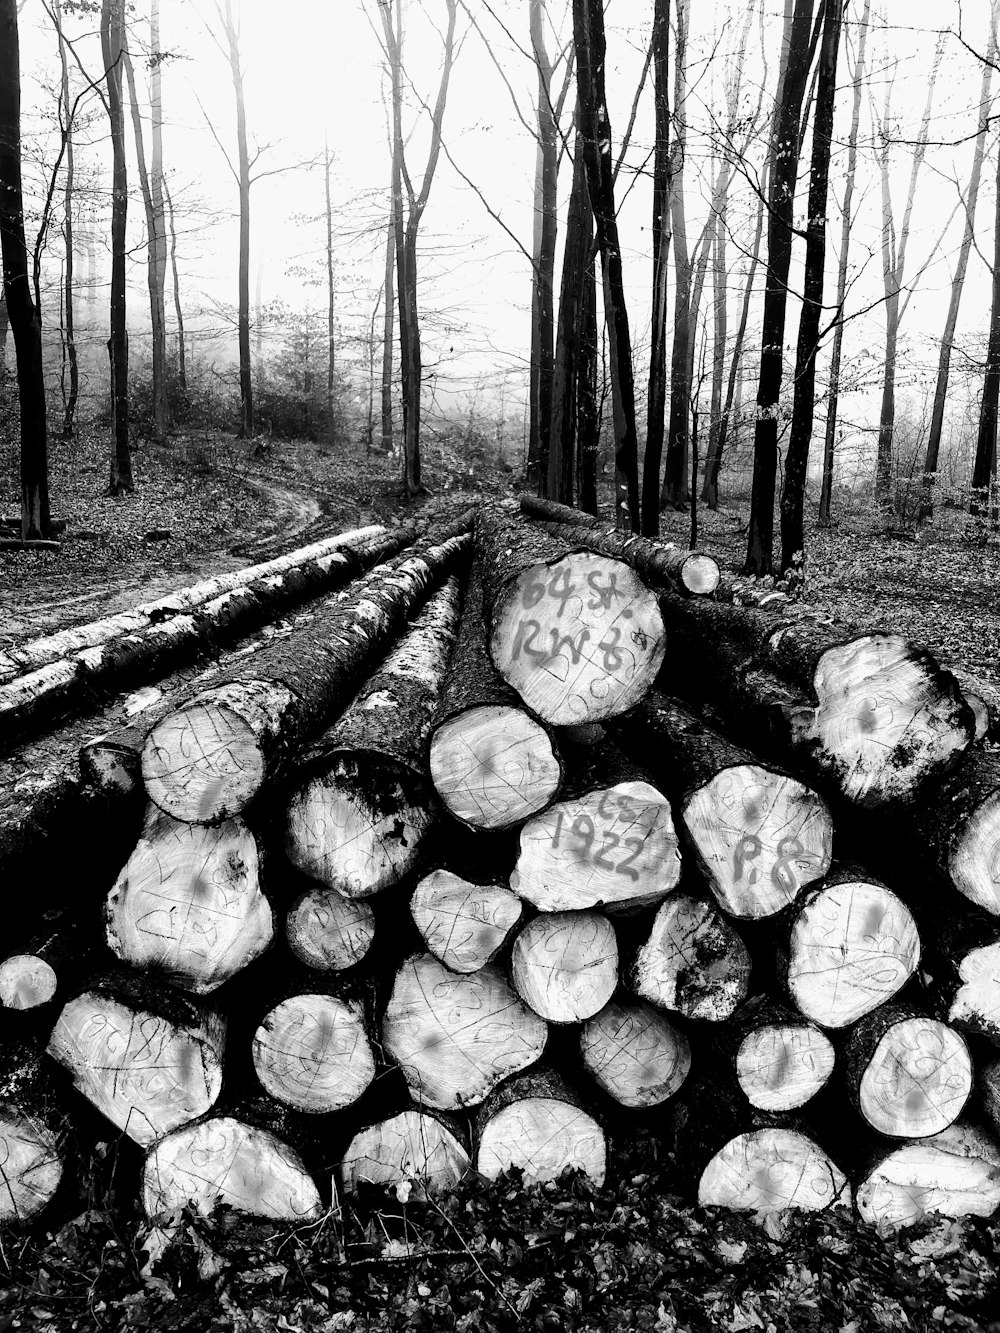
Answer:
(149, 0, 167, 429)
(53, 1, 78, 441)
(528, 0, 558, 495)
(921, 7, 997, 515)
(324, 139, 336, 445)
(572, 0, 640, 530)
(818, 0, 870, 526)
(102, 0, 133, 494)
(661, 0, 692, 511)
(642, 0, 671, 536)
(219, 0, 253, 437)
(381, 215, 395, 453)
(162, 173, 185, 393)
(0, 289, 8, 379)
(972, 138, 1000, 509)
(577, 244, 599, 513)
(743, 0, 815, 576)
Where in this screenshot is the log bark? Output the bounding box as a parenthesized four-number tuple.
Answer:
(843, 1004, 972, 1138)
(474, 1067, 606, 1185)
(476, 505, 665, 725)
(409, 870, 522, 973)
(715, 997, 835, 1112)
(47, 972, 225, 1146)
(381, 952, 547, 1111)
(252, 985, 376, 1115)
(509, 751, 681, 913)
(511, 910, 618, 1023)
(428, 567, 561, 831)
(142, 1114, 322, 1221)
(949, 667, 999, 743)
(579, 998, 691, 1108)
(855, 1122, 1000, 1228)
(105, 808, 272, 994)
(610, 693, 833, 919)
(780, 865, 920, 1028)
(142, 521, 470, 824)
(285, 577, 461, 897)
(341, 1107, 470, 1200)
(631, 892, 751, 1021)
(285, 884, 375, 972)
(519, 497, 721, 595)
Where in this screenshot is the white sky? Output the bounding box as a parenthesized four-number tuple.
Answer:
(15, 0, 1000, 461)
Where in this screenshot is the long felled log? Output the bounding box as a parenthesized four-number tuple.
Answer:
(409, 870, 522, 973)
(381, 952, 547, 1111)
(476, 505, 666, 726)
(47, 972, 225, 1145)
(779, 865, 920, 1028)
(579, 998, 691, 1108)
(610, 693, 832, 919)
(252, 982, 376, 1114)
(105, 808, 273, 993)
(511, 910, 618, 1023)
(519, 495, 721, 596)
(341, 1107, 470, 1199)
(142, 518, 470, 824)
(0, 1033, 66, 1223)
(284, 577, 461, 897)
(475, 1067, 607, 1185)
(844, 1004, 973, 1138)
(0, 527, 416, 748)
(855, 1123, 1000, 1228)
(715, 997, 836, 1112)
(285, 884, 376, 972)
(510, 739, 681, 913)
(631, 892, 751, 1021)
(143, 1113, 323, 1221)
(428, 567, 562, 830)
(0, 907, 100, 1011)
(658, 596, 975, 807)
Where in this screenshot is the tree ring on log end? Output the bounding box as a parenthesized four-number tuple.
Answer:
(410, 871, 522, 973)
(856, 1123, 1000, 1228)
(511, 910, 618, 1023)
(580, 999, 691, 1107)
(631, 893, 751, 1022)
(0, 956, 57, 1010)
(286, 754, 433, 898)
(341, 1110, 470, 1200)
(948, 940, 1000, 1041)
(736, 1024, 835, 1111)
(859, 1017, 971, 1138)
(253, 993, 374, 1114)
(698, 1129, 847, 1212)
(490, 552, 665, 725)
(430, 704, 561, 830)
(285, 887, 375, 971)
(143, 700, 267, 824)
(476, 1098, 606, 1185)
(951, 789, 1000, 914)
(0, 1107, 63, 1222)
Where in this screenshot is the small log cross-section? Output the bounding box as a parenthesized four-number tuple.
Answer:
(782, 867, 920, 1028)
(855, 1123, 1000, 1228)
(285, 577, 461, 898)
(141, 524, 469, 824)
(475, 1069, 607, 1186)
(285, 886, 375, 972)
(409, 871, 523, 973)
(511, 910, 618, 1023)
(698, 1128, 847, 1213)
(47, 976, 225, 1146)
(632, 892, 751, 1021)
(428, 567, 561, 831)
(143, 1116, 322, 1221)
(731, 1003, 835, 1112)
(611, 694, 832, 919)
(0, 908, 97, 1011)
(341, 1109, 470, 1200)
(105, 810, 273, 994)
(252, 992, 375, 1114)
(477, 507, 665, 725)
(0, 1103, 62, 1223)
(844, 1005, 973, 1138)
(381, 953, 547, 1111)
(580, 998, 691, 1108)
(511, 780, 681, 913)
(924, 752, 1000, 916)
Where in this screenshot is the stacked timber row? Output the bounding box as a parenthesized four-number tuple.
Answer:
(3, 501, 1000, 1237)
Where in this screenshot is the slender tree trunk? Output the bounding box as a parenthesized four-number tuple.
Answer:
(573, 0, 640, 530)
(381, 215, 395, 453)
(366, 291, 380, 453)
(577, 242, 599, 514)
(528, 0, 557, 495)
(162, 174, 185, 392)
(54, 2, 78, 441)
(102, 0, 133, 494)
(0, 289, 8, 379)
(779, 0, 843, 572)
(973, 138, 1000, 509)
(148, 0, 167, 431)
(219, 0, 253, 437)
(324, 139, 336, 445)
(743, 0, 815, 575)
(642, 0, 671, 536)
(661, 0, 692, 511)
(0, 0, 51, 537)
(818, 0, 870, 526)
(921, 8, 996, 515)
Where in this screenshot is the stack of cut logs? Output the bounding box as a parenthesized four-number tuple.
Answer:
(4, 497, 1000, 1235)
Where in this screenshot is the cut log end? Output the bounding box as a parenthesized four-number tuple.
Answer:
(856, 1124, 1000, 1228)
(143, 1117, 322, 1222)
(429, 704, 561, 830)
(632, 893, 751, 1022)
(950, 788, 1000, 915)
(679, 552, 721, 596)
(683, 765, 832, 919)
(0, 1106, 63, 1222)
(698, 1129, 847, 1213)
(490, 552, 665, 725)
(477, 1098, 606, 1186)
(142, 700, 265, 824)
(410, 871, 522, 973)
(736, 1023, 835, 1111)
(580, 999, 691, 1108)
(286, 755, 433, 899)
(0, 956, 58, 1010)
(856, 1015, 972, 1138)
(511, 910, 618, 1023)
(341, 1110, 470, 1200)
(285, 887, 375, 972)
(252, 993, 375, 1114)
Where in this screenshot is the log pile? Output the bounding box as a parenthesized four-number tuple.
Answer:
(4, 500, 1000, 1237)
